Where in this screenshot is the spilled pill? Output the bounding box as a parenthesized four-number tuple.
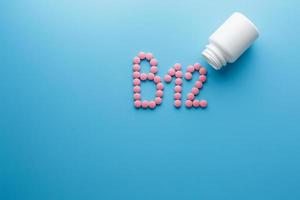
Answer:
(175, 78, 182, 85)
(192, 100, 200, 107)
(185, 72, 192, 80)
(133, 79, 140, 86)
(154, 76, 161, 83)
(156, 90, 164, 97)
(150, 59, 158, 66)
(133, 86, 141, 93)
(142, 100, 149, 108)
(199, 100, 208, 108)
(200, 67, 207, 75)
(134, 93, 141, 100)
(133, 64, 140, 71)
(174, 63, 182, 71)
(195, 81, 203, 89)
(156, 83, 164, 90)
(168, 68, 176, 76)
(191, 87, 199, 95)
(174, 92, 181, 100)
(175, 71, 183, 78)
(133, 71, 140, 79)
(155, 97, 162, 105)
(187, 65, 195, 73)
(134, 100, 142, 108)
(149, 101, 156, 109)
(164, 75, 172, 83)
(140, 73, 148, 81)
(199, 75, 207, 82)
(138, 52, 146, 59)
(146, 53, 153, 60)
(174, 85, 182, 93)
(174, 100, 181, 108)
(150, 66, 158, 74)
(187, 93, 195, 100)
(185, 100, 193, 108)
(133, 56, 140, 64)
(147, 73, 155, 80)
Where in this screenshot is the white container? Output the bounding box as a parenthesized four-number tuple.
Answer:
(202, 12, 259, 70)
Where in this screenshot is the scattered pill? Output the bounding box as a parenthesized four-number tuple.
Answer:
(133, 93, 141, 100)
(185, 72, 192, 80)
(150, 66, 158, 74)
(199, 75, 207, 82)
(133, 79, 140, 86)
(133, 64, 140, 71)
(164, 75, 172, 83)
(156, 90, 164, 97)
(175, 78, 182, 85)
(133, 86, 141, 93)
(185, 100, 193, 108)
(150, 59, 158, 66)
(133, 56, 140, 64)
(195, 81, 203, 89)
(147, 73, 155, 80)
(133, 71, 140, 78)
(187, 93, 195, 100)
(199, 67, 207, 75)
(154, 76, 161, 83)
(174, 100, 181, 108)
(149, 101, 156, 109)
(156, 83, 164, 90)
(138, 52, 146, 59)
(140, 73, 148, 81)
(174, 63, 181, 71)
(142, 100, 149, 108)
(174, 92, 182, 100)
(168, 68, 176, 76)
(134, 100, 142, 108)
(187, 65, 195, 73)
(191, 87, 199, 95)
(155, 97, 162, 105)
(174, 85, 182, 93)
(146, 53, 153, 60)
(194, 63, 201, 70)
(199, 100, 208, 108)
(175, 71, 183, 78)
(192, 100, 200, 107)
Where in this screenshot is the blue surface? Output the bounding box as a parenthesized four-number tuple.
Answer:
(1, 1, 300, 200)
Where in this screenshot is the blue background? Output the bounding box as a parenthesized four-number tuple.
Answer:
(1, 0, 300, 199)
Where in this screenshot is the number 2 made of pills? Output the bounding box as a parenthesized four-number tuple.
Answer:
(132, 52, 208, 110)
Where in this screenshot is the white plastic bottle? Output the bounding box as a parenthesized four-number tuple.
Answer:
(202, 12, 259, 70)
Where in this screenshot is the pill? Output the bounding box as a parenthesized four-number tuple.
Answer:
(175, 71, 183, 78)
(133, 64, 140, 71)
(146, 53, 153, 60)
(142, 100, 149, 108)
(164, 75, 172, 83)
(174, 92, 182, 100)
(149, 101, 156, 109)
(187, 93, 195, 100)
(199, 67, 207, 75)
(147, 73, 155, 80)
(191, 87, 199, 95)
(133, 86, 141, 93)
(174, 100, 181, 108)
(174, 85, 182, 93)
(150, 58, 158, 66)
(168, 68, 176, 76)
(134, 100, 142, 108)
(133, 56, 140, 64)
(138, 52, 146, 59)
(194, 63, 201, 70)
(199, 75, 207, 82)
(156, 90, 164, 97)
(133, 71, 140, 78)
(150, 66, 158, 74)
(175, 78, 182, 85)
(199, 100, 208, 108)
(185, 72, 192, 80)
(133, 93, 141, 100)
(156, 83, 164, 90)
(133, 78, 140, 86)
(154, 76, 161, 83)
(155, 97, 162, 105)
(174, 63, 181, 71)
(185, 100, 193, 108)
(187, 65, 195, 73)
(140, 73, 148, 81)
(192, 100, 200, 107)
(195, 81, 203, 89)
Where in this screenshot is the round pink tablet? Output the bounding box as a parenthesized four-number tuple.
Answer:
(133, 93, 141, 100)
(175, 78, 182, 85)
(185, 100, 193, 108)
(194, 63, 201, 70)
(174, 100, 181, 108)
(134, 100, 142, 108)
(164, 75, 172, 83)
(199, 75, 207, 82)
(133, 78, 140, 86)
(140, 73, 148, 81)
(138, 52, 146, 59)
(168, 68, 176, 76)
(133, 64, 140, 71)
(154, 76, 161, 83)
(156, 83, 164, 90)
(199, 100, 208, 108)
(155, 97, 162, 105)
(150, 58, 158, 66)
(192, 100, 200, 107)
(149, 101, 156, 109)
(187, 93, 195, 100)
(200, 67, 207, 75)
(156, 90, 163, 97)
(146, 53, 153, 60)
(174, 85, 182, 93)
(133, 86, 141, 93)
(174, 63, 181, 71)
(191, 87, 199, 95)
(150, 66, 158, 74)
(195, 81, 203, 89)
(147, 73, 155, 80)
(142, 100, 149, 108)
(174, 92, 181, 100)
(187, 65, 195, 73)
(175, 71, 182, 78)
(185, 72, 192, 80)
(133, 56, 140, 64)
(133, 71, 140, 79)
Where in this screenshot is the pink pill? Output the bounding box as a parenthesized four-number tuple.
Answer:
(150, 59, 158, 66)
(185, 100, 193, 108)
(164, 75, 172, 83)
(140, 73, 148, 81)
(199, 75, 207, 82)
(175, 78, 182, 85)
(148, 73, 155, 80)
(146, 53, 153, 60)
(154, 76, 161, 83)
(133, 93, 141, 100)
(149, 101, 156, 109)
(174, 63, 181, 71)
(174, 85, 182, 93)
(138, 52, 146, 59)
(133, 86, 141, 93)
(150, 66, 158, 74)
(133, 71, 140, 79)
(194, 63, 201, 70)
(168, 68, 176, 76)
(156, 90, 163, 97)
(155, 97, 162, 105)
(185, 72, 192, 80)
(191, 87, 199, 95)
(142, 100, 149, 108)
(134, 100, 142, 108)
(133, 64, 140, 71)
(133, 56, 140, 64)
(175, 71, 183, 78)
(174, 92, 181, 100)
(199, 100, 208, 108)
(187, 65, 195, 73)
(195, 81, 203, 89)
(200, 67, 207, 75)
(156, 83, 164, 90)
(133, 78, 140, 86)
(192, 100, 200, 107)
(187, 93, 195, 100)
(174, 100, 181, 108)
